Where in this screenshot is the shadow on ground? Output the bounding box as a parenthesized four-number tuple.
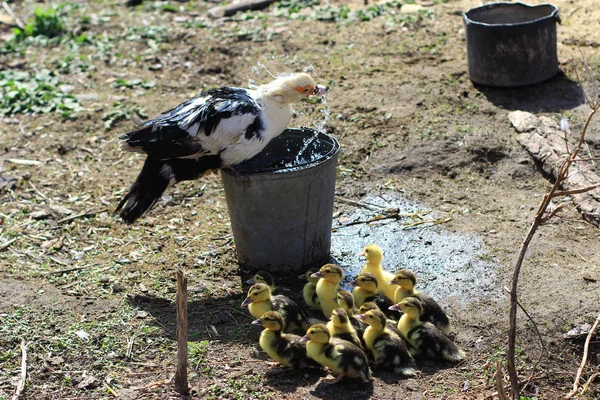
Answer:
(475, 72, 585, 112)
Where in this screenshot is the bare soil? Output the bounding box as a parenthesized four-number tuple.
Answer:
(1, 0, 599, 399)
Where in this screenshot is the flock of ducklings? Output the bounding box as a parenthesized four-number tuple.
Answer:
(240, 244, 465, 384)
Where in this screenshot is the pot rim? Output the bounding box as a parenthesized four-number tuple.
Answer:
(223, 127, 340, 176)
(463, 2, 559, 28)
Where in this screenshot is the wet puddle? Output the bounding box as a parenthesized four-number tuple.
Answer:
(330, 193, 499, 307)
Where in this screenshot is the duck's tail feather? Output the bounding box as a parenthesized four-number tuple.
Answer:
(116, 156, 222, 223)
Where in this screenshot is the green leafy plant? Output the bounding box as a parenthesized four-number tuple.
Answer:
(13, 8, 66, 40)
(0, 69, 82, 118)
(112, 79, 156, 89)
(102, 101, 147, 130)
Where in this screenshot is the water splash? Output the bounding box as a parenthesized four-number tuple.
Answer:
(247, 56, 332, 162)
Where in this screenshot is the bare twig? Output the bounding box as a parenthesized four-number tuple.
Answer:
(12, 339, 27, 400)
(174, 270, 189, 395)
(504, 287, 548, 392)
(334, 196, 385, 211)
(0, 237, 18, 251)
(581, 371, 600, 395)
(565, 312, 600, 398)
(508, 102, 599, 399)
(495, 360, 509, 400)
(103, 383, 119, 398)
(1, 1, 25, 30)
(57, 209, 109, 224)
(42, 266, 86, 276)
(550, 183, 600, 198)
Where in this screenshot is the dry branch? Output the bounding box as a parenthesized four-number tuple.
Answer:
(0, 237, 18, 251)
(1, 2, 24, 30)
(57, 209, 109, 224)
(565, 312, 600, 398)
(208, 0, 278, 19)
(506, 97, 600, 399)
(174, 269, 189, 395)
(495, 360, 509, 400)
(12, 339, 27, 400)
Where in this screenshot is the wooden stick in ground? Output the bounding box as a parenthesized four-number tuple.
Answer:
(495, 360, 509, 400)
(2, 1, 25, 30)
(565, 312, 600, 398)
(12, 339, 27, 400)
(174, 269, 189, 395)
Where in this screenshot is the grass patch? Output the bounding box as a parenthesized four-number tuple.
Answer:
(0, 69, 82, 118)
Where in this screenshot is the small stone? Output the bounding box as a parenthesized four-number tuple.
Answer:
(400, 4, 423, 14)
(31, 210, 50, 220)
(112, 283, 125, 293)
(508, 110, 539, 133)
(149, 63, 163, 71)
(136, 311, 149, 318)
(99, 277, 110, 284)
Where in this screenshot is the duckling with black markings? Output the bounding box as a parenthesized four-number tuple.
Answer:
(299, 268, 321, 311)
(312, 264, 344, 318)
(358, 302, 402, 337)
(352, 273, 401, 321)
(361, 244, 397, 299)
(391, 297, 465, 362)
(252, 311, 316, 371)
(247, 270, 295, 299)
(300, 324, 371, 384)
(357, 309, 417, 377)
(336, 291, 365, 338)
(326, 308, 363, 349)
(242, 283, 310, 332)
(390, 269, 451, 334)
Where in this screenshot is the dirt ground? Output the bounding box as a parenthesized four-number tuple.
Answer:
(1, 0, 599, 399)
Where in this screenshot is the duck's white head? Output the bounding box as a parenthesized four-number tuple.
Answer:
(260, 73, 328, 103)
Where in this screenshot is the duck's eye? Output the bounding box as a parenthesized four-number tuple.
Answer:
(304, 88, 309, 93)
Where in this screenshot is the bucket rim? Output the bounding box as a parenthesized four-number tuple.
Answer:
(463, 2, 559, 28)
(223, 127, 340, 176)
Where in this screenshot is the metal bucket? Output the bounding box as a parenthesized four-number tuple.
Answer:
(463, 2, 560, 87)
(221, 128, 339, 274)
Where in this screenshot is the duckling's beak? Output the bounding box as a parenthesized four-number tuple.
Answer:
(360, 251, 365, 257)
(355, 314, 366, 321)
(388, 279, 397, 285)
(298, 273, 308, 281)
(246, 278, 255, 285)
(313, 84, 328, 96)
(241, 297, 253, 307)
(388, 304, 401, 312)
(311, 271, 323, 278)
(299, 335, 309, 343)
(350, 279, 358, 286)
(251, 318, 263, 326)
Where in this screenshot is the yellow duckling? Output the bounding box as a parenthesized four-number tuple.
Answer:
(326, 308, 362, 349)
(357, 309, 417, 377)
(336, 291, 365, 338)
(241, 283, 309, 332)
(300, 324, 371, 384)
(392, 297, 465, 362)
(390, 269, 451, 334)
(361, 244, 397, 299)
(247, 270, 295, 299)
(299, 268, 321, 310)
(252, 311, 316, 371)
(358, 302, 401, 336)
(351, 273, 400, 321)
(312, 264, 344, 318)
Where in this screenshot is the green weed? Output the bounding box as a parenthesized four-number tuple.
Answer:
(0, 69, 82, 118)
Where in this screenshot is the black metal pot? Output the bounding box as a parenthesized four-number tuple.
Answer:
(463, 2, 560, 87)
